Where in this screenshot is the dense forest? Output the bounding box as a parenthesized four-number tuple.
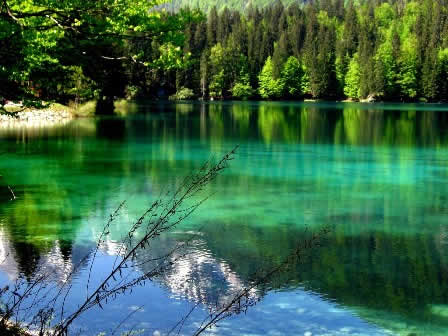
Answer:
(2, 0, 448, 110)
(161, 0, 300, 12)
(164, 0, 448, 102)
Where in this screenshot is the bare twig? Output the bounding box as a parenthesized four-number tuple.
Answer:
(53, 146, 239, 336)
(0, 145, 329, 336)
(190, 226, 331, 336)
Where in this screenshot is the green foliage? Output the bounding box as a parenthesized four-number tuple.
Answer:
(207, 40, 249, 98)
(64, 66, 99, 103)
(231, 73, 253, 100)
(3, 0, 448, 104)
(398, 37, 418, 99)
(0, 0, 201, 109)
(162, 0, 299, 12)
(72, 101, 97, 117)
(280, 56, 303, 98)
(344, 54, 361, 100)
(375, 2, 396, 28)
(258, 57, 284, 99)
(374, 38, 399, 99)
(300, 64, 311, 96)
(438, 48, 448, 101)
(209, 69, 225, 98)
(272, 33, 289, 79)
(0, 324, 28, 336)
(169, 87, 195, 100)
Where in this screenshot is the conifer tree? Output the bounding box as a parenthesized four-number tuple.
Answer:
(207, 6, 219, 47)
(437, 48, 448, 101)
(272, 32, 289, 78)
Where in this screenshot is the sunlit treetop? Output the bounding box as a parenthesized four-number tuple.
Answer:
(2, 0, 196, 35)
(0, 0, 203, 107)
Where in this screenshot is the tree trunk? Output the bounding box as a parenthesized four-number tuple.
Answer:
(95, 94, 115, 115)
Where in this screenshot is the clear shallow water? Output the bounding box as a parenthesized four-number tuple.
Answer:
(1, 101, 448, 335)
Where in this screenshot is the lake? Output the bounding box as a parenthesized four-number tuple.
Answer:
(1, 101, 448, 336)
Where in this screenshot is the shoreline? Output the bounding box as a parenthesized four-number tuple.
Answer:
(2, 99, 448, 128)
(0, 104, 74, 128)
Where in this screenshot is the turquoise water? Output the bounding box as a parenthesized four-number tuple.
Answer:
(1, 101, 448, 335)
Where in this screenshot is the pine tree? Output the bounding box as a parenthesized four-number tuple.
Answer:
(438, 48, 448, 101)
(194, 21, 207, 52)
(207, 6, 218, 47)
(200, 50, 209, 99)
(422, 48, 440, 100)
(217, 8, 231, 43)
(357, 4, 377, 98)
(272, 32, 289, 78)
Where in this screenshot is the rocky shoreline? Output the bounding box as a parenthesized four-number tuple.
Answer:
(0, 107, 73, 128)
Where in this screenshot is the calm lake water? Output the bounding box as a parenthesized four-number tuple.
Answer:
(1, 101, 448, 336)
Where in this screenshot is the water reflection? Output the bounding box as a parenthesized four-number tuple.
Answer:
(133, 233, 260, 308)
(1, 101, 448, 334)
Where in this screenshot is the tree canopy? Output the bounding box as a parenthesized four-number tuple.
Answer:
(161, 0, 448, 102)
(0, 0, 201, 112)
(2, 0, 448, 107)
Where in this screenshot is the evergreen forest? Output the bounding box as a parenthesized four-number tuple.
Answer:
(161, 0, 300, 12)
(169, 0, 448, 102)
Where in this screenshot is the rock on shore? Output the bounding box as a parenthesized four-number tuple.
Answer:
(0, 107, 73, 128)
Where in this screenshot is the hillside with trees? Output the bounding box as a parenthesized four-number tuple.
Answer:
(164, 0, 448, 102)
(2, 0, 448, 111)
(161, 0, 300, 12)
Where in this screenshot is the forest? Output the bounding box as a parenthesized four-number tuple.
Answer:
(2, 0, 448, 112)
(160, 0, 301, 12)
(166, 0, 448, 102)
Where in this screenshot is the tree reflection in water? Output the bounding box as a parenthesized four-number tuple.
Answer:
(1, 101, 448, 335)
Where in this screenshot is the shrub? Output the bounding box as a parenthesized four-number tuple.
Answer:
(169, 87, 195, 100)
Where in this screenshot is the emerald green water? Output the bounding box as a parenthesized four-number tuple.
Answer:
(1, 101, 448, 335)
